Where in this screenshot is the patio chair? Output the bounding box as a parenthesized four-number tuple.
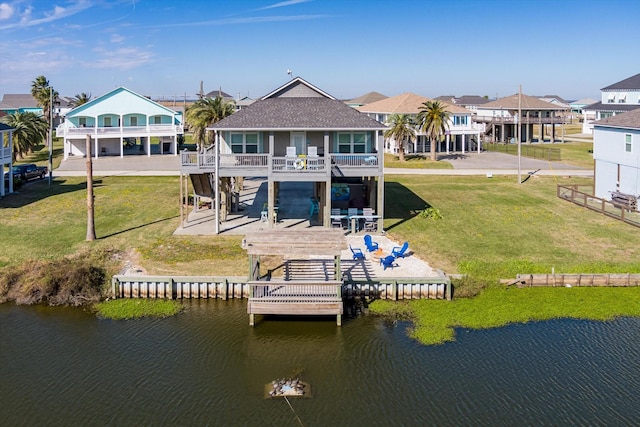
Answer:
(380, 255, 396, 270)
(349, 244, 365, 260)
(363, 234, 379, 252)
(331, 208, 344, 229)
(392, 242, 409, 258)
(362, 208, 377, 232)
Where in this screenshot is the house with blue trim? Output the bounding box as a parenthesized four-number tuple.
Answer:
(56, 87, 183, 160)
(592, 108, 640, 208)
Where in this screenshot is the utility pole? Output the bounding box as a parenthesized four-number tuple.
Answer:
(48, 86, 53, 186)
(517, 85, 522, 185)
(86, 134, 96, 241)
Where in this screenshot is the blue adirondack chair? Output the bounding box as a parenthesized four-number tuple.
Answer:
(349, 244, 365, 260)
(392, 242, 409, 258)
(380, 255, 396, 270)
(363, 234, 379, 252)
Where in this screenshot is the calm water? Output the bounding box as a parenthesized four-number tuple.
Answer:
(1, 301, 639, 426)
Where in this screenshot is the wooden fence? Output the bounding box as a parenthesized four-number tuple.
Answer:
(486, 143, 561, 161)
(112, 275, 452, 301)
(557, 184, 640, 228)
(513, 273, 640, 287)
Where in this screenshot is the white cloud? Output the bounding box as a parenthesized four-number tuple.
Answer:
(110, 33, 125, 43)
(87, 47, 153, 70)
(257, 0, 312, 11)
(0, 2, 14, 20)
(0, 1, 95, 30)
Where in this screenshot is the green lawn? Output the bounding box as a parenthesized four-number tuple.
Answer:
(382, 174, 640, 278)
(384, 153, 454, 169)
(0, 176, 245, 275)
(485, 141, 593, 168)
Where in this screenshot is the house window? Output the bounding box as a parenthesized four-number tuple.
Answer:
(625, 134, 632, 153)
(130, 117, 137, 126)
(607, 94, 616, 103)
(600, 112, 613, 119)
(337, 132, 368, 153)
(104, 117, 112, 127)
(79, 117, 86, 127)
(230, 132, 259, 154)
(453, 115, 468, 126)
(153, 116, 162, 124)
(619, 94, 627, 104)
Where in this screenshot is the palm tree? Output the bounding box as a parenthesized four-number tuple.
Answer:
(416, 100, 451, 161)
(186, 96, 235, 150)
(1, 111, 48, 161)
(383, 113, 416, 162)
(70, 92, 92, 108)
(30, 75, 58, 146)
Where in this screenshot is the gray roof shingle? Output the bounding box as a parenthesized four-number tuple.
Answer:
(211, 97, 386, 130)
(601, 73, 640, 91)
(593, 108, 640, 129)
(582, 101, 640, 113)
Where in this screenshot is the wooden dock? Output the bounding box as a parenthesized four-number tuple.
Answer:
(247, 280, 343, 326)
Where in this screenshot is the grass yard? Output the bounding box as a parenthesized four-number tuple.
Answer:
(382, 174, 640, 279)
(384, 153, 454, 169)
(485, 141, 593, 168)
(0, 176, 245, 275)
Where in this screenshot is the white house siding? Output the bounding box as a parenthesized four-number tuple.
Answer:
(593, 127, 640, 204)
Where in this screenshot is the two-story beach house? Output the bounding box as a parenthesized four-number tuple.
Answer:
(1, 123, 14, 197)
(356, 93, 484, 154)
(592, 108, 640, 208)
(474, 93, 567, 143)
(582, 73, 640, 134)
(56, 87, 183, 160)
(180, 77, 387, 234)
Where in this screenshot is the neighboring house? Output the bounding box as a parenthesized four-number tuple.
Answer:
(234, 95, 255, 111)
(582, 73, 640, 134)
(0, 94, 42, 116)
(56, 87, 184, 160)
(570, 97, 598, 120)
(345, 92, 388, 108)
(356, 93, 483, 154)
(456, 95, 491, 112)
(1, 122, 14, 197)
(475, 93, 567, 143)
(182, 77, 387, 234)
(592, 108, 640, 207)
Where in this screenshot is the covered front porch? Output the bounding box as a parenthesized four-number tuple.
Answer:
(175, 178, 383, 236)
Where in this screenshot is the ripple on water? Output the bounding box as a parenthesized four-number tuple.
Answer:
(1, 303, 639, 426)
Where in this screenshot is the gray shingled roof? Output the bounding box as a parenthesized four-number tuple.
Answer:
(593, 108, 640, 129)
(582, 101, 640, 113)
(0, 94, 39, 110)
(210, 97, 386, 130)
(601, 73, 640, 91)
(456, 95, 490, 106)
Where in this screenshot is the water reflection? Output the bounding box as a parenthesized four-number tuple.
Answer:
(1, 301, 638, 426)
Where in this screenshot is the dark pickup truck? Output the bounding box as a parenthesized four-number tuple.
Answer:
(4, 164, 48, 182)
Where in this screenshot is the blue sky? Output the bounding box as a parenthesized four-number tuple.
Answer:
(1, 0, 639, 101)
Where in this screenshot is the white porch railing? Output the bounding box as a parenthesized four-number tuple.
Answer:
(181, 152, 381, 172)
(180, 152, 269, 170)
(330, 154, 379, 167)
(271, 156, 327, 172)
(1, 146, 11, 162)
(57, 124, 183, 137)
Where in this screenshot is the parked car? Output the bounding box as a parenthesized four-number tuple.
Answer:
(5, 164, 48, 182)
